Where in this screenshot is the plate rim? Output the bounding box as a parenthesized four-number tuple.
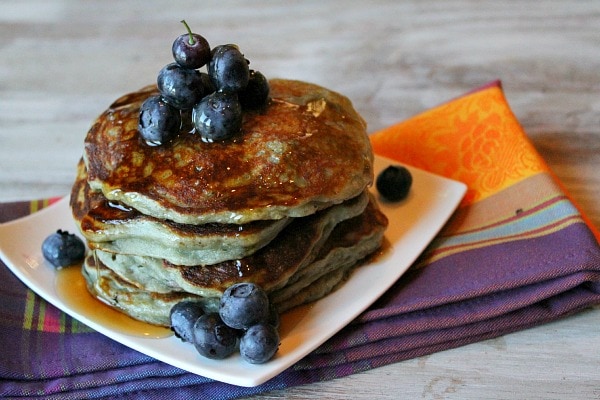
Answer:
(0, 155, 466, 387)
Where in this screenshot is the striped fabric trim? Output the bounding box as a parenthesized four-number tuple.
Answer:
(418, 194, 583, 268)
(22, 289, 94, 333)
(23, 197, 94, 334)
(29, 197, 62, 214)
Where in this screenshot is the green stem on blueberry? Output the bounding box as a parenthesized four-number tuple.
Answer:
(180, 20, 195, 45)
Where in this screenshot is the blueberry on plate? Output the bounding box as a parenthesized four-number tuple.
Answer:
(240, 323, 280, 364)
(376, 165, 413, 202)
(192, 313, 239, 360)
(267, 304, 280, 329)
(219, 282, 270, 330)
(169, 301, 206, 343)
(41, 230, 86, 268)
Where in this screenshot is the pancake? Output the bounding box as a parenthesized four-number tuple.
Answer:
(82, 257, 219, 327)
(83, 195, 387, 326)
(83, 79, 373, 225)
(71, 160, 291, 266)
(94, 191, 371, 298)
(269, 197, 388, 308)
(74, 77, 389, 327)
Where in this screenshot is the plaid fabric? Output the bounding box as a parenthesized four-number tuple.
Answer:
(1, 81, 599, 399)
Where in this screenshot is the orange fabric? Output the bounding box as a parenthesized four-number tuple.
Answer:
(370, 82, 599, 240)
(370, 83, 549, 207)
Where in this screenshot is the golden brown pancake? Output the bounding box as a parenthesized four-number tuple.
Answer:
(83, 195, 388, 326)
(93, 191, 372, 298)
(82, 257, 218, 327)
(83, 79, 373, 224)
(74, 78, 388, 326)
(71, 160, 291, 266)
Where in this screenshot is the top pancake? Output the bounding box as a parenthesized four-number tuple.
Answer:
(84, 79, 373, 224)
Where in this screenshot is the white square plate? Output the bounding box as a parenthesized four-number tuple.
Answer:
(0, 155, 466, 387)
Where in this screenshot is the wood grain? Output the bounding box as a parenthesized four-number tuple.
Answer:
(1, 1, 599, 398)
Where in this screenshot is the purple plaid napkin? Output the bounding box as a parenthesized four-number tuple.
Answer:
(1, 82, 599, 399)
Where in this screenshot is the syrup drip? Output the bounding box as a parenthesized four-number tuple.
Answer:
(54, 265, 322, 341)
(55, 265, 172, 339)
(278, 303, 313, 338)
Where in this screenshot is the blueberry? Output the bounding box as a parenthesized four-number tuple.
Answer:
(267, 304, 280, 329)
(376, 165, 413, 202)
(240, 323, 280, 364)
(41, 229, 85, 268)
(157, 62, 205, 110)
(138, 95, 181, 146)
(192, 313, 239, 360)
(171, 20, 211, 69)
(169, 301, 205, 343)
(208, 44, 250, 92)
(199, 71, 216, 94)
(239, 70, 270, 110)
(192, 90, 242, 142)
(219, 282, 270, 330)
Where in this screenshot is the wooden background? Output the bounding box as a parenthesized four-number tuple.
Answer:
(1, 1, 599, 398)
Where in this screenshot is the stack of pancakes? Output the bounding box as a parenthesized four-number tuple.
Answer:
(71, 79, 388, 326)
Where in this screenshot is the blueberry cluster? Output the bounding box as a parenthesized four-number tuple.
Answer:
(138, 20, 270, 145)
(170, 282, 280, 364)
(41, 229, 86, 268)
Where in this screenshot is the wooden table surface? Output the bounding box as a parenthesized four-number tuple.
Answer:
(1, 1, 599, 399)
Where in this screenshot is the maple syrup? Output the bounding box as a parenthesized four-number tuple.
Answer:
(55, 265, 172, 339)
(55, 263, 325, 342)
(279, 302, 313, 337)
